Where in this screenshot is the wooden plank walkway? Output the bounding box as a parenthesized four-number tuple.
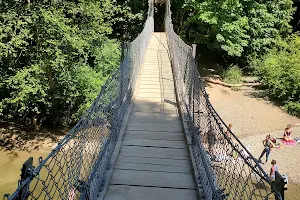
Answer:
(104, 33, 198, 200)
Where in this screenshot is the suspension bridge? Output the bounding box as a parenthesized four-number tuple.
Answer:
(5, 0, 285, 199)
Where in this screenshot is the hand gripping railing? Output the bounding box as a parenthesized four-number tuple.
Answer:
(165, 0, 283, 199)
(4, 1, 154, 200)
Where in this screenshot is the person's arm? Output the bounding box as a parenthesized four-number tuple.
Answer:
(269, 139, 276, 148)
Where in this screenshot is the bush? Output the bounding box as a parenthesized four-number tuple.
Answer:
(222, 65, 243, 84)
(251, 34, 300, 116)
(284, 102, 300, 117)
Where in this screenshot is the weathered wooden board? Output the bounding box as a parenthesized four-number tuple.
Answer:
(122, 138, 186, 148)
(116, 156, 191, 167)
(131, 103, 177, 113)
(137, 89, 174, 94)
(119, 146, 189, 159)
(138, 84, 174, 90)
(110, 169, 196, 189)
(105, 185, 198, 200)
(129, 115, 181, 124)
(126, 121, 183, 132)
(114, 162, 192, 173)
(124, 131, 184, 141)
(129, 111, 179, 121)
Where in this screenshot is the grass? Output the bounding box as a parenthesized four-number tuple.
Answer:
(222, 65, 243, 84)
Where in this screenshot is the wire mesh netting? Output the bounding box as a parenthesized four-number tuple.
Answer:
(5, 1, 154, 200)
(164, 0, 282, 199)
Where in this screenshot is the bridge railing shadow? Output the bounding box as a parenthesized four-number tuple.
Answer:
(164, 0, 282, 199)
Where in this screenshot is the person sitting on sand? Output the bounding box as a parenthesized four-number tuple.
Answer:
(283, 124, 293, 141)
(270, 160, 278, 181)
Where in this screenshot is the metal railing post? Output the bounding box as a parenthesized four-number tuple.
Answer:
(275, 171, 287, 200)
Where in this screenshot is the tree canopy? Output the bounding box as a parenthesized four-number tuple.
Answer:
(182, 0, 295, 58)
(0, 0, 145, 127)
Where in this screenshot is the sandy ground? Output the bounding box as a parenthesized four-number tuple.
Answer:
(206, 83, 300, 184)
(206, 84, 300, 138)
(240, 129, 300, 184)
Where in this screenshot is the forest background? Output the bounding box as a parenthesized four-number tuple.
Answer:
(0, 0, 300, 130)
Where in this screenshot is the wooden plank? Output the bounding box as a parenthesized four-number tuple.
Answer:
(124, 131, 184, 141)
(116, 156, 191, 167)
(119, 146, 189, 159)
(126, 122, 182, 132)
(138, 82, 174, 87)
(131, 105, 177, 114)
(137, 84, 170, 89)
(133, 98, 176, 104)
(133, 98, 177, 105)
(110, 169, 196, 189)
(137, 88, 174, 94)
(122, 138, 186, 148)
(129, 115, 181, 124)
(133, 102, 177, 109)
(140, 77, 174, 82)
(114, 162, 192, 173)
(134, 97, 176, 103)
(105, 185, 198, 200)
(141, 70, 173, 74)
(135, 93, 175, 99)
(129, 112, 179, 121)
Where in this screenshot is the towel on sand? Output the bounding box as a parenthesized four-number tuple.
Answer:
(282, 139, 297, 145)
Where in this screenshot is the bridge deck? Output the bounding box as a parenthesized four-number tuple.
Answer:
(104, 33, 198, 200)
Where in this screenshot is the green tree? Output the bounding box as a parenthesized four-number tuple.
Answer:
(251, 34, 300, 116)
(182, 0, 295, 58)
(0, 0, 122, 126)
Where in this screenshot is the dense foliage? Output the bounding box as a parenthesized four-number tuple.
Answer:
(170, 0, 299, 116)
(0, 0, 145, 127)
(111, 0, 148, 41)
(182, 0, 295, 58)
(251, 34, 300, 116)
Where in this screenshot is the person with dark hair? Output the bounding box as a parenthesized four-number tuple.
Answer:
(258, 135, 272, 164)
(270, 160, 278, 181)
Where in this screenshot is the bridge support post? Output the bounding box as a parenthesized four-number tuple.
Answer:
(192, 44, 196, 59)
(16, 157, 33, 200)
(121, 42, 128, 61)
(274, 171, 287, 200)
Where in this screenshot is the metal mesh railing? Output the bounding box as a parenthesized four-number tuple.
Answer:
(5, 1, 154, 200)
(165, 0, 282, 199)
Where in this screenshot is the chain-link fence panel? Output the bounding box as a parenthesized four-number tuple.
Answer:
(165, 0, 282, 199)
